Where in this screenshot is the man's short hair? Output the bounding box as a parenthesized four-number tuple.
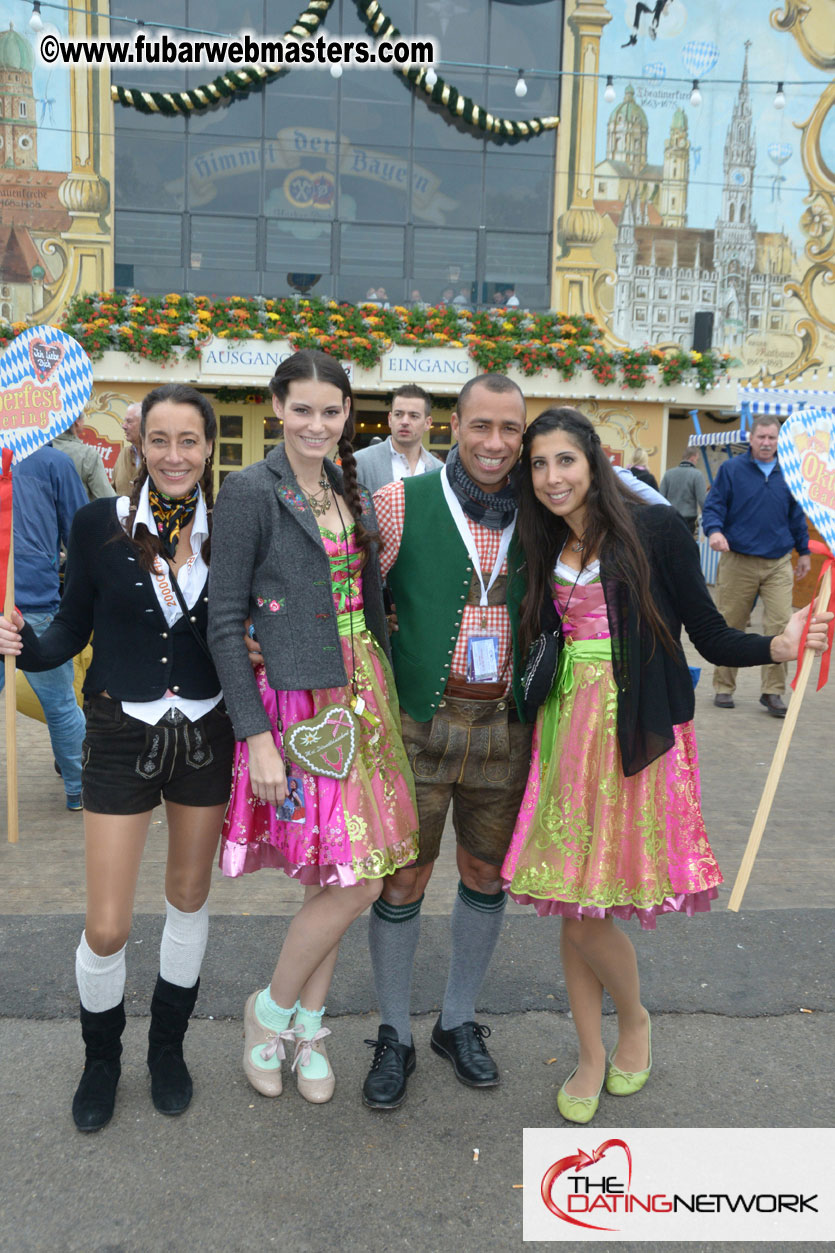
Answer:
(749, 413, 781, 434)
(455, 373, 526, 421)
(390, 384, 432, 415)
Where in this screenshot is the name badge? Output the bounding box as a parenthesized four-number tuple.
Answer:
(467, 635, 500, 683)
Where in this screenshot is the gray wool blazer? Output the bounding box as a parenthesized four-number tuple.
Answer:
(354, 438, 445, 495)
(208, 443, 389, 740)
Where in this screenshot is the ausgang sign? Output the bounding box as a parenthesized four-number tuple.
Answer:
(199, 338, 352, 382)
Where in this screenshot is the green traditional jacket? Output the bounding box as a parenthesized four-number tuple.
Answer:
(387, 471, 526, 722)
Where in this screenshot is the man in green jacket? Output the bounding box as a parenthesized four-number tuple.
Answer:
(362, 373, 530, 1109)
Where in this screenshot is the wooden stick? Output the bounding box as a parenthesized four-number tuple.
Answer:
(4, 527, 18, 843)
(727, 564, 832, 911)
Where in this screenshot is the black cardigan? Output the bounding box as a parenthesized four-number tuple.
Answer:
(17, 498, 221, 701)
(510, 505, 774, 777)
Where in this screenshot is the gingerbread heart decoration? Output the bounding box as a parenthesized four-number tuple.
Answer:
(285, 705, 358, 779)
(0, 326, 93, 465)
(778, 409, 835, 553)
(28, 338, 64, 383)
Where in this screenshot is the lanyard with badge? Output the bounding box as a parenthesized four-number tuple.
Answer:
(440, 470, 516, 683)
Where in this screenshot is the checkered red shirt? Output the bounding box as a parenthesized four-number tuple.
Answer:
(374, 479, 514, 693)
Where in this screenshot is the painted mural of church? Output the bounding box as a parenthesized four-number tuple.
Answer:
(596, 46, 796, 352)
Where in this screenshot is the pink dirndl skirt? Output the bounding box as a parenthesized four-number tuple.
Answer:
(220, 633, 418, 886)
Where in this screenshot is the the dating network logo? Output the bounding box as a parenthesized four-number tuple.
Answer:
(541, 1138, 633, 1232)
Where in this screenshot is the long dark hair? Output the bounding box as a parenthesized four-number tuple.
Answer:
(122, 384, 217, 571)
(270, 349, 377, 554)
(515, 408, 675, 658)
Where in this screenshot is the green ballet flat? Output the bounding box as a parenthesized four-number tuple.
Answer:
(557, 1067, 604, 1125)
(606, 1015, 652, 1096)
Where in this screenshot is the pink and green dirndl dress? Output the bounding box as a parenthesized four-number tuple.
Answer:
(220, 524, 419, 886)
(501, 565, 722, 929)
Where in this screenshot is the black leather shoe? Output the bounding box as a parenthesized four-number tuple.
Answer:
(430, 1017, 500, 1087)
(713, 693, 734, 709)
(760, 693, 787, 718)
(362, 1025, 416, 1109)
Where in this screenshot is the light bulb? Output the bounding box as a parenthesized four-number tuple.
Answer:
(29, 1, 43, 32)
(330, 63, 343, 79)
(773, 82, 786, 110)
(425, 65, 437, 89)
(690, 80, 702, 107)
(514, 71, 528, 99)
(604, 75, 616, 104)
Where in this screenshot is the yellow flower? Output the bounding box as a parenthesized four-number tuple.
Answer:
(196, 310, 212, 322)
(502, 321, 513, 331)
(164, 293, 181, 303)
(691, 351, 702, 363)
(152, 327, 170, 335)
(253, 332, 264, 339)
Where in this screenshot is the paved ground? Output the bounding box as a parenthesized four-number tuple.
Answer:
(1, 606, 833, 1252)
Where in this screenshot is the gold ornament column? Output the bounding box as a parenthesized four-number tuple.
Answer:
(37, 2, 113, 322)
(551, 0, 614, 332)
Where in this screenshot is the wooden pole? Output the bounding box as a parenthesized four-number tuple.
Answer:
(4, 527, 18, 843)
(727, 564, 832, 911)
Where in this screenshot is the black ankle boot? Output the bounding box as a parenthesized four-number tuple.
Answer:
(72, 1000, 126, 1132)
(147, 974, 199, 1115)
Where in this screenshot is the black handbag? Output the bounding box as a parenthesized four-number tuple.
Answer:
(521, 594, 564, 722)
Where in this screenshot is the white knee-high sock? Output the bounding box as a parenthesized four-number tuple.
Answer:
(75, 931, 126, 1013)
(159, 899, 209, 988)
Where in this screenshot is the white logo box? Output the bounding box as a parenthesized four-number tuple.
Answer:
(523, 1128, 834, 1242)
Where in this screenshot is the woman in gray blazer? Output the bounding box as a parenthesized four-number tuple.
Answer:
(209, 350, 418, 1105)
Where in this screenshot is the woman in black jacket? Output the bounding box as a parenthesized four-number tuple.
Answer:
(0, 384, 234, 1132)
(502, 408, 831, 1125)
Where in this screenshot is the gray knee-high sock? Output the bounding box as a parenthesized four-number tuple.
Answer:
(368, 895, 423, 1046)
(441, 882, 507, 1030)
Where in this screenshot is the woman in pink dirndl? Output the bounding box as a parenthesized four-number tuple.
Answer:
(502, 408, 830, 1124)
(209, 350, 417, 1105)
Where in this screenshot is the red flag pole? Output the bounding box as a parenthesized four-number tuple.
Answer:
(0, 449, 17, 842)
(4, 524, 17, 843)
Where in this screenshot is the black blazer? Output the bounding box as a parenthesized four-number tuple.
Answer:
(604, 505, 773, 775)
(18, 498, 221, 701)
(510, 505, 774, 777)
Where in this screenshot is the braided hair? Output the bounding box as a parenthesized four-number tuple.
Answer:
(121, 384, 217, 571)
(269, 349, 378, 554)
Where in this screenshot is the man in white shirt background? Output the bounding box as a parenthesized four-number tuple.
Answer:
(355, 385, 445, 494)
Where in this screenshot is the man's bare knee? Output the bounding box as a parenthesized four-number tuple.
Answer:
(380, 862, 434, 905)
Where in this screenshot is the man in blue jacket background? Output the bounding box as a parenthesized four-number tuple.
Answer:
(701, 415, 810, 717)
(0, 444, 88, 806)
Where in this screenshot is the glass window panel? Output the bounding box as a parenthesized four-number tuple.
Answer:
(485, 231, 549, 282)
(484, 152, 554, 231)
(115, 135, 185, 211)
(187, 266, 260, 295)
(411, 149, 482, 228)
(186, 137, 264, 214)
(412, 228, 476, 304)
(340, 224, 404, 276)
(412, 74, 490, 151)
(265, 82, 339, 138)
(266, 220, 331, 272)
(339, 143, 412, 224)
(116, 211, 183, 266)
(219, 415, 243, 437)
(421, 3, 486, 61)
(488, 0, 559, 58)
(341, 99, 411, 154)
(338, 276, 407, 307)
(184, 87, 264, 139)
(190, 215, 258, 271)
